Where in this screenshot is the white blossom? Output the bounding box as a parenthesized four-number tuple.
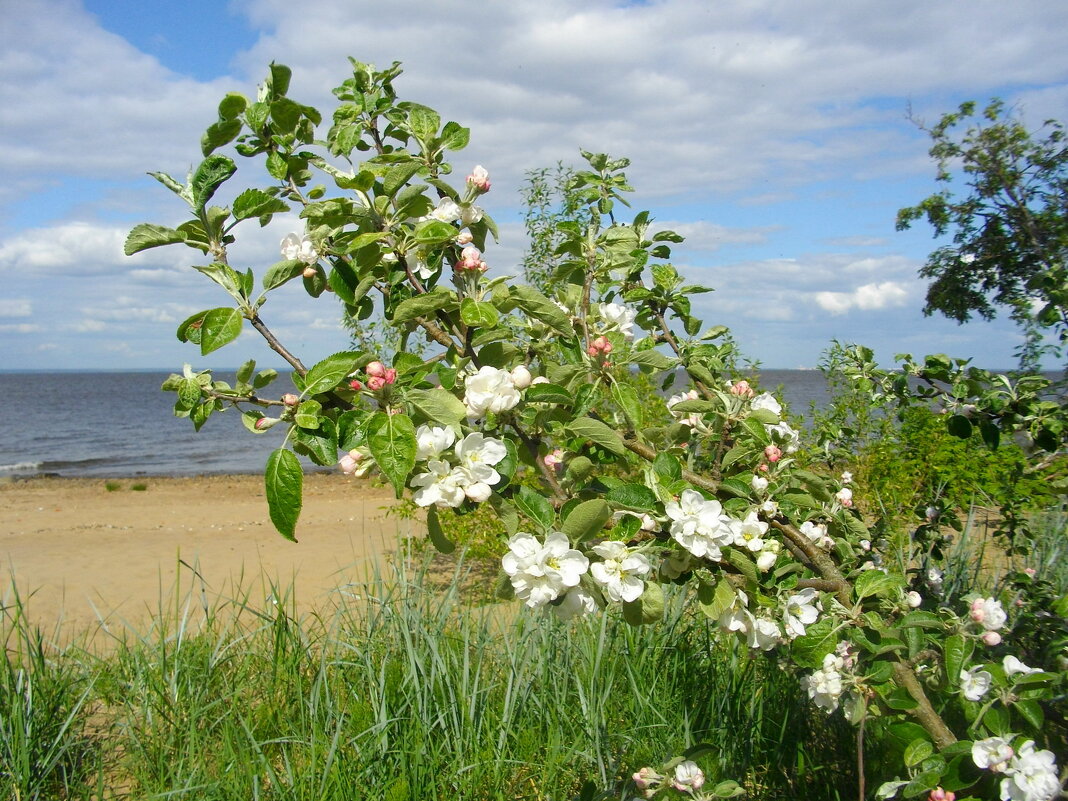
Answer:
(597, 302, 637, 340)
(672, 761, 705, 792)
(746, 615, 782, 651)
(751, 392, 782, 416)
(463, 366, 521, 418)
(970, 597, 1008, 631)
(411, 460, 467, 508)
(280, 232, 318, 265)
(733, 511, 769, 552)
(427, 197, 462, 222)
(751, 474, 769, 493)
(960, 665, 993, 701)
(802, 653, 845, 712)
(590, 541, 651, 603)
(415, 425, 456, 461)
(552, 585, 599, 620)
(972, 736, 1014, 772)
(1000, 741, 1060, 801)
(666, 390, 701, 427)
(767, 420, 801, 453)
(718, 590, 751, 634)
(666, 489, 735, 560)
(502, 532, 589, 608)
(1003, 655, 1041, 677)
(783, 588, 821, 639)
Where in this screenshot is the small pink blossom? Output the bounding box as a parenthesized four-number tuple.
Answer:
(730, 380, 755, 398)
(466, 165, 491, 193)
(982, 631, 1002, 646)
(254, 416, 279, 430)
(456, 231, 474, 245)
(544, 449, 565, 469)
(367, 376, 386, 391)
(281, 393, 299, 406)
(928, 788, 955, 801)
(339, 449, 363, 475)
(366, 361, 386, 378)
(764, 445, 783, 463)
(383, 368, 398, 385)
(349, 379, 363, 391)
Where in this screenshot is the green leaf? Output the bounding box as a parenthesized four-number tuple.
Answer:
(233, 188, 289, 221)
(560, 499, 612, 542)
(200, 308, 243, 355)
(697, 578, 736, 621)
(904, 738, 934, 768)
(565, 417, 626, 456)
(653, 452, 682, 481)
(367, 412, 416, 498)
(903, 769, 941, 799)
(303, 351, 362, 395)
(124, 223, 186, 255)
(611, 383, 644, 428)
(515, 485, 555, 533)
(510, 285, 573, 336)
(726, 548, 759, 586)
(790, 617, 839, 669)
(711, 780, 745, 798)
(262, 259, 305, 291)
(190, 155, 237, 213)
(382, 161, 422, 199)
(622, 581, 663, 625)
(201, 119, 242, 156)
(606, 483, 658, 512)
(749, 407, 780, 425)
(393, 287, 457, 322)
(946, 414, 973, 439)
(236, 359, 256, 384)
(524, 383, 573, 405)
(176, 377, 201, 410)
(460, 297, 499, 328)
(629, 350, 674, 370)
(407, 103, 441, 141)
(406, 387, 467, 427)
(440, 121, 470, 150)
(854, 569, 904, 601)
(899, 611, 946, 630)
(426, 507, 455, 554)
(943, 634, 973, 686)
(265, 448, 302, 542)
(1013, 698, 1044, 730)
(413, 219, 458, 244)
(291, 419, 338, 466)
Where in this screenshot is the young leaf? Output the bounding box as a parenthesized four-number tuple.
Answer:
(460, 298, 499, 328)
(560, 499, 612, 541)
(515, 485, 555, 532)
(406, 387, 467, 427)
(124, 223, 186, 255)
(426, 507, 456, 554)
(303, 351, 363, 395)
(510, 285, 573, 336)
(233, 188, 290, 221)
(200, 307, 243, 355)
(367, 411, 416, 498)
(605, 483, 658, 512)
(565, 417, 626, 456)
(622, 581, 664, 625)
(265, 448, 302, 541)
(611, 383, 644, 428)
(190, 155, 237, 213)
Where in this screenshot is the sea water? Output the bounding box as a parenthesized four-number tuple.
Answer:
(0, 369, 832, 478)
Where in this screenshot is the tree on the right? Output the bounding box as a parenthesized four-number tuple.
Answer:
(898, 99, 1068, 369)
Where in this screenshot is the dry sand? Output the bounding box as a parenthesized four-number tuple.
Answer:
(0, 473, 421, 640)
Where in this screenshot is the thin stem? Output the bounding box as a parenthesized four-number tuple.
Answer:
(249, 314, 308, 376)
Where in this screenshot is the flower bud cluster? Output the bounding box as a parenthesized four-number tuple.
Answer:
(587, 335, 613, 360)
(455, 245, 488, 272)
(466, 164, 491, 194)
(355, 360, 397, 392)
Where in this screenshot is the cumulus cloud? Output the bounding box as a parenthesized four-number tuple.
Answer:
(815, 281, 910, 314)
(663, 221, 779, 252)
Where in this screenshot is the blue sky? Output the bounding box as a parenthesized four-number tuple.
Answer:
(2, 0, 1067, 371)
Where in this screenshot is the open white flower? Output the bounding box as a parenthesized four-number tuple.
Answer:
(502, 531, 589, 608)
(411, 460, 466, 508)
(802, 653, 845, 712)
(746, 615, 781, 651)
(590, 541, 651, 603)
(751, 392, 782, 416)
(1000, 740, 1060, 801)
(455, 432, 506, 475)
(672, 761, 705, 792)
(666, 489, 735, 560)
(553, 586, 599, 620)
(959, 665, 993, 701)
(972, 736, 1014, 772)
(415, 425, 456, 461)
(597, 301, 637, 340)
(280, 232, 318, 265)
(783, 587, 821, 639)
(1003, 655, 1041, 677)
(733, 511, 768, 552)
(427, 197, 462, 222)
(463, 366, 520, 418)
(718, 590, 751, 635)
(971, 597, 1008, 631)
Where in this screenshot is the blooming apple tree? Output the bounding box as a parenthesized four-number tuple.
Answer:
(128, 60, 1066, 800)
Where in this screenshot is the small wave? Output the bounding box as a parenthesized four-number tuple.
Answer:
(0, 460, 44, 474)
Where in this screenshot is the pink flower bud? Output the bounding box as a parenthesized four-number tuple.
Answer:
(282, 393, 299, 406)
(758, 463, 769, 472)
(764, 445, 782, 463)
(730, 380, 754, 398)
(970, 599, 986, 623)
(928, 787, 955, 801)
(456, 231, 474, 245)
(587, 345, 600, 357)
(367, 376, 386, 391)
(302, 266, 318, 279)
(383, 368, 397, 385)
(339, 449, 363, 475)
(349, 379, 363, 391)
(255, 416, 279, 430)
(982, 631, 1002, 646)
(841, 498, 853, 508)
(466, 165, 491, 193)
(544, 449, 565, 469)
(366, 361, 386, 378)
(1023, 567, 1036, 577)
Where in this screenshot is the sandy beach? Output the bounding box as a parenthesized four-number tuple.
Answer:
(0, 473, 421, 639)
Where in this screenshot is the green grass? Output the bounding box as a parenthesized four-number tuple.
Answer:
(104, 481, 121, 492)
(130, 483, 148, 492)
(2, 553, 859, 800)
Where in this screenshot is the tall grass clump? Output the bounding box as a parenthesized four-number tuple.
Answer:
(1, 588, 101, 800)
(51, 553, 852, 800)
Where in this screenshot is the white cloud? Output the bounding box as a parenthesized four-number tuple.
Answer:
(0, 222, 127, 275)
(815, 281, 910, 315)
(664, 221, 778, 252)
(0, 299, 32, 317)
(0, 323, 41, 333)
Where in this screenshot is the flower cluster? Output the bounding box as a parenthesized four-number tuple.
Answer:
(969, 596, 1008, 645)
(463, 366, 521, 418)
(665, 489, 736, 560)
(280, 232, 318, 266)
(718, 590, 782, 651)
(586, 335, 614, 359)
(801, 652, 847, 712)
(455, 245, 488, 273)
(750, 392, 800, 453)
(410, 429, 506, 507)
(972, 737, 1060, 801)
(590, 540, 651, 603)
(631, 761, 706, 798)
(502, 531, 589, 608)
(596, 301, 637, 340)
